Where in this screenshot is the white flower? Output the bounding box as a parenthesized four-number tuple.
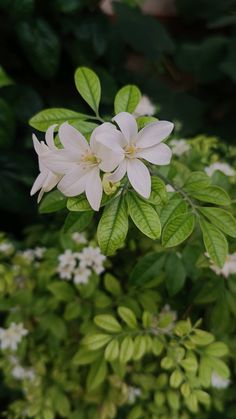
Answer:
(72, 232, 87, 245)
(128, 387, 142, 403)
(0, 323, 28, 351)
(133, 95, 156, 117)
(12, 365, 27, 380)
(0, 242, 14, 255)
(34, 247, 46, 259)
(98, 112, 173, 198)
(209, 253, 236, 278)
(47, 122, 122, 211)
(211, 372, 230, 389)
(20, 249, 35, 263)
(31, 125, 63, 202)
(78, 246, 106, 274)
(205, 162, 235, 177)
(170, 139, 190, 156)
(166, 184, 175, 193)
(73, 266, 91, 285)
(57, 250, 77, 280)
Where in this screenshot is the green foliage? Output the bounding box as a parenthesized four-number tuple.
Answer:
(114, 85, 141, 114)
(74, 67, 101, 115)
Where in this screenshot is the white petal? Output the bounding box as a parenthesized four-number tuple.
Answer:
(43, 150, 80, 174)
(43, 171, 61, 192)
(85, 167, 103, 211)
(30, 172, 47, 195)
(108, 159, 127, 183)
(136, 121, 174, 148)
(99, 148, 123, 172)
(127, 159, 151, 198)
(57, 166, 88, 197)
(59, 122, 89, 153)
(90, 122, 120, 152)
(45, 124, 57, 149)
(33, 135, 44, 156)
(137, 143, 172, 165)
(95, 130, 125, 154)
(112, 112, 138, 143)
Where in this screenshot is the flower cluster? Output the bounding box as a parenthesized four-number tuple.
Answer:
(9, 356, 35, 382)
(57, 246, 106, 285)
(209, 252, 236, 278)
(0, 241, 14, 256)
(170, 138, 190, 156)
(18, 247, 46, 263)
(0, 323, 28, 351)
(31, 112, 174, 210)
(205, 162, 235, 177)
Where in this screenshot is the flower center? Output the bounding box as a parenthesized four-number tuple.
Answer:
(82, 153, 101, 166)
(124, 144, 137, 158)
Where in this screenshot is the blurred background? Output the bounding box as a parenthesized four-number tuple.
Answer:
(1, 0, 236, 234)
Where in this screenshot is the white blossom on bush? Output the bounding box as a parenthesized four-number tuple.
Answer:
(133, 95, 156, 117)
(0, 323, 28, 351)
(78, 246, 106, 274)
(73, 266, 91, 285)
(99, 112, 173, 198)
(30, 125, 63, 202)
(211, 372, 230, 389)
(170, 139, 190, 156)
(127, 386, 142, 404)
(209, 253, 236, 278)
(57, 249, 77, 280)
(0, 241, 14, 255)
(72, 232, 87, 245)
(205, 162, 235, 177)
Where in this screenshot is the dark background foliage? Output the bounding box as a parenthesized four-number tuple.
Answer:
(1, 0, 236, 232)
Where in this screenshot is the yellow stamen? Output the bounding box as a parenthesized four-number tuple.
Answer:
(82, 153, 100, 165)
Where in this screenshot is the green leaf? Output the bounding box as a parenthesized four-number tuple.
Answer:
(190, 329, 215, 346)
(129, 252, 165, 284)
(74, 67, 101, 114)
(146, 176, 167, 206)
(204, 342, 228, 357)
(199, 207, 236, 238)
(114, 85, 141, 114)
(17, 19, 60, 79)
(184, 171, 211, 191)
(170, 370, 183, 388)
(29, 108, 87, 132)
(162, 212, 195, 247)
(39, 190, 67, 213)
(133, 335, 146, 360)
(180, 357, 198, 373)
(119, 336, 134, 363)
(0, 66, 14, 88)
(165, 254, 186, 296)
(199, 357, 212, 387)
(199, 218, 228, 268)
(207, 357, 230, 379)
(94, 314, 122, 333)
(104, 339, 119, 361)
(67, 193, 111, 212)
(127, 192, 161, 239)
(160, 196, 188, 226)
(40, 314, 67, 340)
(104, 274, 121, 296)
(97, 195, 129, 256)
(136, 116, 158, 130)
(47, 281, 75, 302)
(64, 301, 81, 321)
(63, 211, 93, 234)
(86, 358, 107, 391)
(82, 334, 112, 351)
(189, 186, 230, 206)
(117, 306, 137, 329)
(73, 348, 102, 365)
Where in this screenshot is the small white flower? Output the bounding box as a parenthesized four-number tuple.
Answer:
(25, 368, 36, 381)
(98, 112, 173, 198)
(166, 184, 175, 193)
(73, 266, 91, 285)
(211, 372, 230, 389)
(20, 249, 35, 263)
(170, 139, 190, 156)
(133, 95, 156, 117)
(47, 122, 122, 211)
(78, 246, 106, 274)
(72, 232, 87, 245)
(31, 125, 63, 202)
(0, 242, 14, 255)
(0, 323, 28, 351)
(205, 162, 235, 177)
(34, 247, 46, 259)
(12, 365, 27, 380)
(128, 387, 142, 404)
(209, 253, 236, 278)
(57, 250, 77, 280)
